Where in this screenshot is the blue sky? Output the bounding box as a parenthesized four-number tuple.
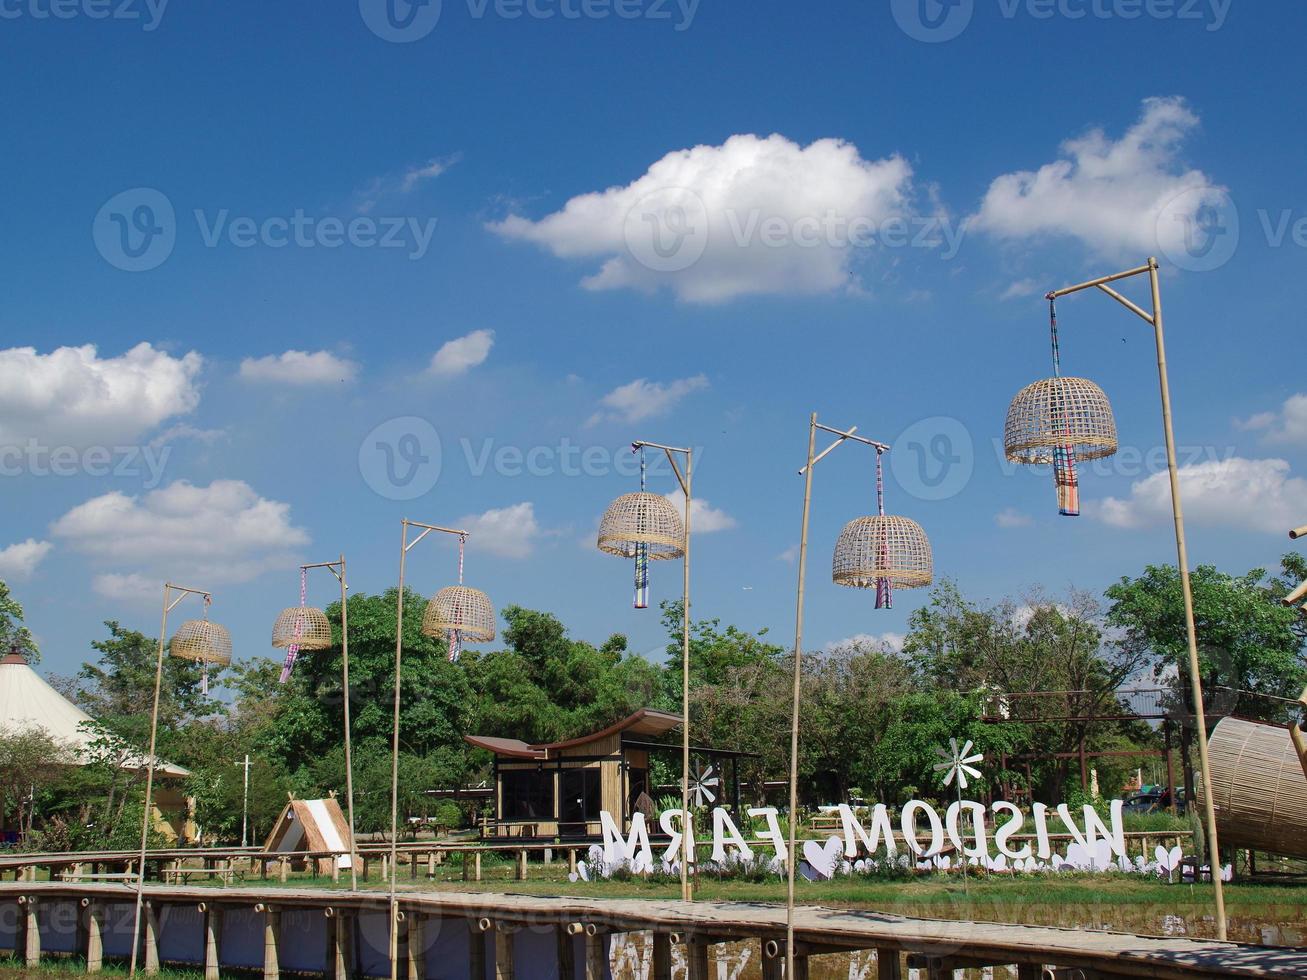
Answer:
(2, 0, 1306, 680)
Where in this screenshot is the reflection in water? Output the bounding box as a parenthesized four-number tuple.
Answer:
(607, 906, 1306, 980)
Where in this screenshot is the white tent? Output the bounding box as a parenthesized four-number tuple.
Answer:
(0, 651, 189, 778)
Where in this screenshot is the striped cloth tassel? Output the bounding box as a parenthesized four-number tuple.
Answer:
(875, 449, 892, 609)
(1049, 297, 1079, 517)
(634, 542, 649, 609)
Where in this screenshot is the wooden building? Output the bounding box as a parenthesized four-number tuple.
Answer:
(467, 708, 748, 841)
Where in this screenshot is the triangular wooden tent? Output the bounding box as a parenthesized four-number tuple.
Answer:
(264, 795, 354, 874)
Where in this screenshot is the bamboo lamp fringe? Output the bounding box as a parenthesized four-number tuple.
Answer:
(421, 586, 496, 643)
(170, 619, 233, 666)
(597, 492, 686, 559)
(271, 607, 334, 650)
(832, 516, 933, 590)
(1004, 377, 1119, 464)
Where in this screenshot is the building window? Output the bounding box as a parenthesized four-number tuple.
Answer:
(501, 769, 555, 821)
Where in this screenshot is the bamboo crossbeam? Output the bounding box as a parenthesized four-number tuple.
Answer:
(1047, 263, 1153, 299)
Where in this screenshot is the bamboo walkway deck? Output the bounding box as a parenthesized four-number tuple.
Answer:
(2, 881, 1306, 979)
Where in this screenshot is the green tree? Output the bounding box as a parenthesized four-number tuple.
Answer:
(1106, 562, 1307, 711)
(0, 580, 39, 663)
(0, 726, 73, 838)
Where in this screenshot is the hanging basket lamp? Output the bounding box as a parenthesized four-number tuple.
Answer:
(832, 515, 934, 590)
(1004, 376, 1118, 465)
(421, 586, 496, 644)
(596, 492, 686, 560)
(170, 619, 232, 667)
(271, 607, 334, 650)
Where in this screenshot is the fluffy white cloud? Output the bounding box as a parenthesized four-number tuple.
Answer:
(995, 507, 1033, 528)
(828, 632, 905, 654)
(428, 330, 494, 377)
(239, 350, 358, 385)
(663, 491, 737, 534)
(971, 97, 1224, 255)
(0, 343, 202, 447)
(1097, 456, 1305, 534)
(0, 539, 52, 580)
(587, 375, 708, 426)
(51, 480, 310, 586)
(455, 502, 540, 559)
(489, 133, 916, 303)
(1237, 394, 1307, 446)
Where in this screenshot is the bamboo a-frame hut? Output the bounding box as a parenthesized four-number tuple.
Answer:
(263, 796, 354, 874)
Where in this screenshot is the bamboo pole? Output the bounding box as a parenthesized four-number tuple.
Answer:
(339, 557, 359, 891)
(1148, 258, 1227, 938)
(389, 522, 410, 980)
(681, 449, 693, 901)
(786, 414, 818, 980)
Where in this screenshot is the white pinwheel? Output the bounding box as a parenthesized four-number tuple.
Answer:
(689, 761, 719, 806)
(933, 737, 984, 790)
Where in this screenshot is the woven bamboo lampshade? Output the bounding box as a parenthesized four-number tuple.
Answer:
(832, 516, 933, 590)
(421, 586, 496, 643)
(596, 492, 685, 559)
(169, 619, 232, 666)
(1004, 377, 1119, 464)
(271, 607, 334, 650)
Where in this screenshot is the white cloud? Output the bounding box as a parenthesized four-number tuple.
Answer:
(1000, 279, 1039, 300)
(239, 350, 358, 386)
(0, 343, 201, 447)
(995, 507, 1033, 528)
(0, 540, 52, 581)
(971, 97, 1223, 255)
(663, 491, 737, 534)
(91, 572, 157, 603)
(428, 330, 494, 378)
(587, 375, 708, 426)
(355, 153, 460, 212)
(1097, 456, 1305, 534)
(1236, 394, 1307, 446)
(828, 632, 905, 654)
(455, 502, 540, 559)
(51, 480, 310, 586)
(147, 424, 228, 451)
(777, 544, 799, 563)
(489, 133, 916, 303)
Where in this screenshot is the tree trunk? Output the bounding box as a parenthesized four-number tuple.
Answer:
(1179, 724, 1196, 808)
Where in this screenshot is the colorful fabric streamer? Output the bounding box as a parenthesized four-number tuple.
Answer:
(449, 534, 466, 662)
(875, 449, 893, 610)
(1049, 297, 1080, 517)
(278, 569, 308, 684)
(634, 446, 650, 609)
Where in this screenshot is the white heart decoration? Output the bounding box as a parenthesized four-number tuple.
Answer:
(801, 836, 842, 880)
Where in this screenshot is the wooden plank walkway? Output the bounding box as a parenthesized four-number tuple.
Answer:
(2, 881, 1305, 978)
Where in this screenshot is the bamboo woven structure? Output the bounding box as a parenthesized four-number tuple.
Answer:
(1004, 377, 1119, 464)
(832, 516, 933, 589)
(168, 619, 232, 666)
(421, 586, 496, 643)
(271, 607, 334, 650)
(1201, 716, 1307, 859)
(596, 492, 686, 559)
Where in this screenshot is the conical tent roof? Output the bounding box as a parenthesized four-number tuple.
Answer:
(0, 652, 189, 778)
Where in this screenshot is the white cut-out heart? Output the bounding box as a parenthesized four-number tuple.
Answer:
(801, 836, 842, 880)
